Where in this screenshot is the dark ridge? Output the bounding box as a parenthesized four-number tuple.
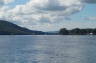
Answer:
(0, 20, 45, 35)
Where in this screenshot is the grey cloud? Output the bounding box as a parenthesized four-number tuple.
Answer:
(39, 17, 51, 23)
(0, 0, 15, 7)
(42, 0, 66, 11)
(0, 1, 4, 7)
(85, 16, 96, 20)
(35, 0, 66, 11)
(82, 0, 96, 3)
(33, 0, 83, 17)
(40, 5, 66, 11)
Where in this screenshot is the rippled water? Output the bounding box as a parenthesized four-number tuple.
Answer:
(0, 35, 96, 63)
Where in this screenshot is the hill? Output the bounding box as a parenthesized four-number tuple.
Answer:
(0, 20, 45, 35)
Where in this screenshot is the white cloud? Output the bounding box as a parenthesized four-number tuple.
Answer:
(4, 0, 15, 4)
(2, 0, 83, 20)
(0, 0, 96, 31)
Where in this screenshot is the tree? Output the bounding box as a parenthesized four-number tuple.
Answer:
(70, 28, 82, 35)
(93, 29, 96, 35)
(59, 28, 69, 35)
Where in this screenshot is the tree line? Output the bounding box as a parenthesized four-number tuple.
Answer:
(59, 28, 96, 35)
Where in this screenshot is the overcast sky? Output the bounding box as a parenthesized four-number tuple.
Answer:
(0, 0, 96, 31)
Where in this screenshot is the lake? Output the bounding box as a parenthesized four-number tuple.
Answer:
(0, 35, 96, 63)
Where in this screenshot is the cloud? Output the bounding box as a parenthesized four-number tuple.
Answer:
(85, 17, 96, 21)
(0, 0, 96, 31)
(4, 0, 15, 4)
(0, 0, 15, 7)
(0, 0, 4, 7)
(82, 0, 96, 3)
(2, 0, 83, 20)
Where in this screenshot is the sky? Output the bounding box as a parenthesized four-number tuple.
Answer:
(0, 0, 96, 31)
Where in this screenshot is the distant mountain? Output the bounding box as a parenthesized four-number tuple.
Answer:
(46, 31, 59, 35)
(0, 20, 45, 35)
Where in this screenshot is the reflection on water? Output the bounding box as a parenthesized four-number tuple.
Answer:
(0, 35, 96, 63)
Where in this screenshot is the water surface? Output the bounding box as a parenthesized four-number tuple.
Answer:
(0, 35, 96, 63)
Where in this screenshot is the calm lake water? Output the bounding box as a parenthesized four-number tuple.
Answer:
(0, 35, 96, 63)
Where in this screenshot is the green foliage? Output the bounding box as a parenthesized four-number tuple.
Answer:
(0, 20, 45, 35)
(59, 28, 69, 35)
(59, 28, 96, 35)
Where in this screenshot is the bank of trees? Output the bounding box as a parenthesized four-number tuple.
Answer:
(59, 28, 96, 35)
